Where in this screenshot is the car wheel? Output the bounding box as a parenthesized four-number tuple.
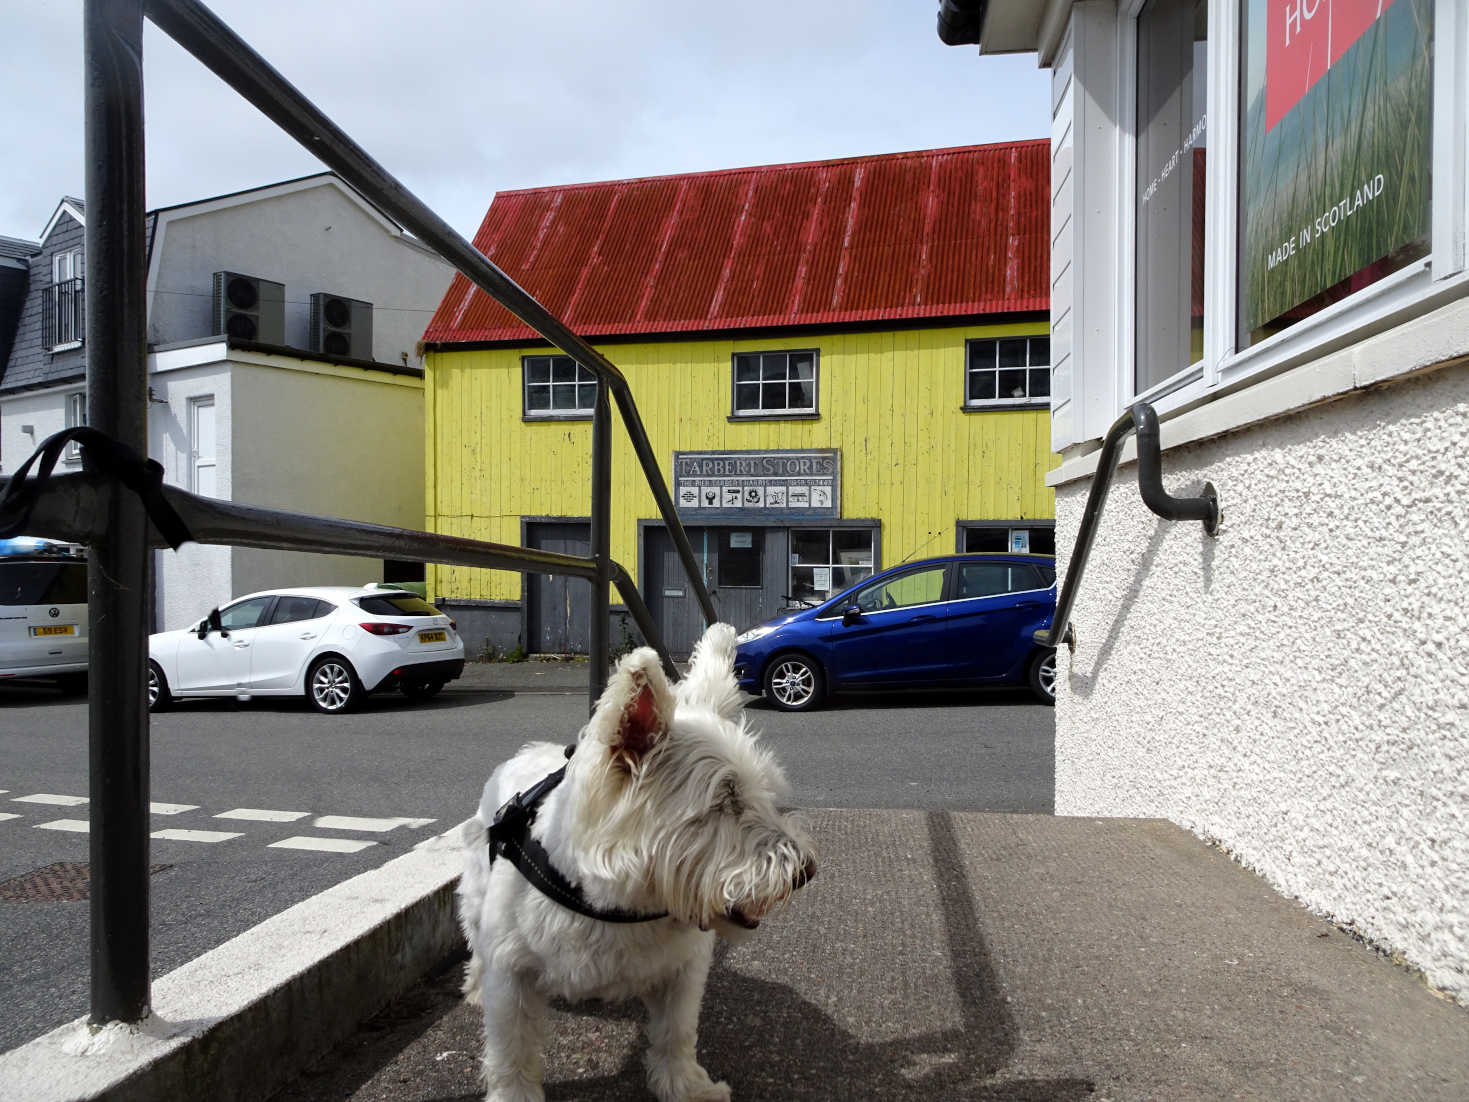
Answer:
(1028, 649, 1057, 705)
(764, 654, 824, 712)
(400, 678, 445, 702)
(147, 662, 171, 712)
(307, 656, 363, 714)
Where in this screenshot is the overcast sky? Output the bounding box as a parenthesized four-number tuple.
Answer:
(2, 1, 1049, 242)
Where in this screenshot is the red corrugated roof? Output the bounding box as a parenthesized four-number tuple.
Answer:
(424, 140, 1049, 345)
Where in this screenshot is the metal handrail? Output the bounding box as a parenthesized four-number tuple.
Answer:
(143, 0, 718, 630)
(46, 0, 728, 1027)
(1036, 401, 1220, 651)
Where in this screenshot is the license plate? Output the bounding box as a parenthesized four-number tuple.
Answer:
(418, 630, 446, 644)
(31, 625, 75, 637)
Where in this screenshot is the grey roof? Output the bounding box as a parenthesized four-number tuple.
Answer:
(0, 236, 41, 261)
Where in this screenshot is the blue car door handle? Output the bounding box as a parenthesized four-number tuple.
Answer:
(909, 615, 938, 624)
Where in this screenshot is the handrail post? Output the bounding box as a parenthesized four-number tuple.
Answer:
(588, 382, 612, 708)
(1037, 401, 1220, 651)
(84, 0, 152, 1026)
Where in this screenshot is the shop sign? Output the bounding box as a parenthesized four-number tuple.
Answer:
(1238, 0, 1432, 340)
(673, 450, 839, 519)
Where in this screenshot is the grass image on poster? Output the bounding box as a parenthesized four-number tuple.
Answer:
(1238, 0, 1432, 343)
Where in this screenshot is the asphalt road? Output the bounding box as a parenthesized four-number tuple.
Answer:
(0, 673, 1051, 1052)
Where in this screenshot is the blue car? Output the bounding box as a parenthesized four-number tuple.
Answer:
(733, 553, 1057, 711)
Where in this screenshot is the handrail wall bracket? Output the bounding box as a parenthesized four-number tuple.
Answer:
(1036, 401, 1220, 653)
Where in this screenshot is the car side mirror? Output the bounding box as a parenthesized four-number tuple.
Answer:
(842, 605, 862, 627)
(200, 608, 228, 639)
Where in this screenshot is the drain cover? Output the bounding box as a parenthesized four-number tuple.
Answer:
(0, 862, 171, 902)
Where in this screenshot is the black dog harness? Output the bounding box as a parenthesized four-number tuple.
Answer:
(488, 746, 666, 924)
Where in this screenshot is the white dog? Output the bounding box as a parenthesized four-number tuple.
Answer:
(457, 623, 817, 1102)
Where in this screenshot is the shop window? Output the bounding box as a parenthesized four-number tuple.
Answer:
(732, 351, 817, 417)
(789, 528, 874, 603)
(1135, 0, 1208, 394)
(1236, 0, 1433, 347)
(961, 523, 1055, 557)
(717, 530, 762, 588)
(64, 391, 88, 464)
(965, 337, 1050, 407)
(524, 355, 597, 419)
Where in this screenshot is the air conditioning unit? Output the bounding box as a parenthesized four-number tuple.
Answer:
(212, 271, 285, 344)
(308, 292, 374, 360)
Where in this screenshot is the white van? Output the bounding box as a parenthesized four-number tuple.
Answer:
(0, 538, 89, 692)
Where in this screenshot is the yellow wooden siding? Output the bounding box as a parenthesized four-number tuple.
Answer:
(425, 324, 1058, 602)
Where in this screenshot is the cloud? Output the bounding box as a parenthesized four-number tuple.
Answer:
(1, 0, 1048, 240)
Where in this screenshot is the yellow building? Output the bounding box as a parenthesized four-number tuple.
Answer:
(422, 142, 1055, 655)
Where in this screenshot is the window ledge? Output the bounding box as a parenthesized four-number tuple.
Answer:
(962, 402, 1051, 413)
(1047, 293, 1469, 489)
(727, 412, 821, 423)
(523, 412, 593, 422)
(51, 341, 83, 353)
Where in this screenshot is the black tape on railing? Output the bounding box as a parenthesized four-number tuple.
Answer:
(0, 428, 193, 549)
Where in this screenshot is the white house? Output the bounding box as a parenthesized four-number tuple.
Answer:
(939, 0, 1468, 1003)
(0, 174, 455, 630)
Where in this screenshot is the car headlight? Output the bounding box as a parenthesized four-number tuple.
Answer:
(735, 625, 776, 645)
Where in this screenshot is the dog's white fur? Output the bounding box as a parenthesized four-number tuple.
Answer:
(457, 623, 815, 1102)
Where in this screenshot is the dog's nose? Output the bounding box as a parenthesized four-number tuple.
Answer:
(793, 856, 817, 889)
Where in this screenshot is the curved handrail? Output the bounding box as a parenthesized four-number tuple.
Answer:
(1036, 401, 1219, 650)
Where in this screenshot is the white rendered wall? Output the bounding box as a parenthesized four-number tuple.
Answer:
(1053, 362, 1469, 1002)
(147, 357, 234, 631)
(226, 358, 424, 600)
(0, 387, 73, 475)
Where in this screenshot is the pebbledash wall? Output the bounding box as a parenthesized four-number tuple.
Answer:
(947, 0, 1469, 1003)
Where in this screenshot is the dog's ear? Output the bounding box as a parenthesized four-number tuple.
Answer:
(590, 647, 675, 765)
(677, 622, 743, 722)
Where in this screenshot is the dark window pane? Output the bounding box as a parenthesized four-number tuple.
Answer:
(832, 529, 873, 559)
(550, 358, 578, 382)
(789, 353, 814, 379)
(525, 358, 550, 384)
(790, 530, 830, 565)
(526, 385, 550, 411)
(1030, 528, 1056, 556)
(1030, 337, 1050, 365)
(551, 385, 577, 410)
(997, 338, 1029, 368)
(790, 378, 814, 409)
(1030, 367, 1051, 397)
(717, 530, 762, 588)
(955, 563, 1010, 599)
(0, 561, 87, 605)
(1008, 564, 1045, 592)
(762, 353, 790, 380)
(761, 382, 786, 409)
(997, 368, 1029, 399)
(356, 594, 438, 616)
(734, 355, 760, 382)
(968, 371, 996, 402)
(577, 383, 597, 410)
(963, 528, 1008, 552)
(734, 382, 760, 411)
(968, 340, 996, 370)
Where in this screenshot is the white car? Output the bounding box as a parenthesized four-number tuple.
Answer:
(147, 585, 465, 714)
(0, 538, 89, 693)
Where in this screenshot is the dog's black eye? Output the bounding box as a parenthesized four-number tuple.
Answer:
(717, 777, 744, 816)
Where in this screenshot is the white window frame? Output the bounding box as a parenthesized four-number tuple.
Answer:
(789, 526, 875, 606)
(63, 391, 87, 463)
(964, 336, 1052, 409)
(731, 350, 819, 418)
(1111, 0, 1468, 426)
(50, 247, 84, 351)
(522, 355, 597, 420)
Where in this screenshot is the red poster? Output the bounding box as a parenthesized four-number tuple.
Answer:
(1266, 0, 1397, 130)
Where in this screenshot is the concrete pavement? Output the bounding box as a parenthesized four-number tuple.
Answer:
(2, 666, 1466, 1101)
(268, 810, 1469, 1101)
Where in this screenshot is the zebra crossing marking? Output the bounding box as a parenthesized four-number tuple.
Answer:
(269, 836, 378, 854)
